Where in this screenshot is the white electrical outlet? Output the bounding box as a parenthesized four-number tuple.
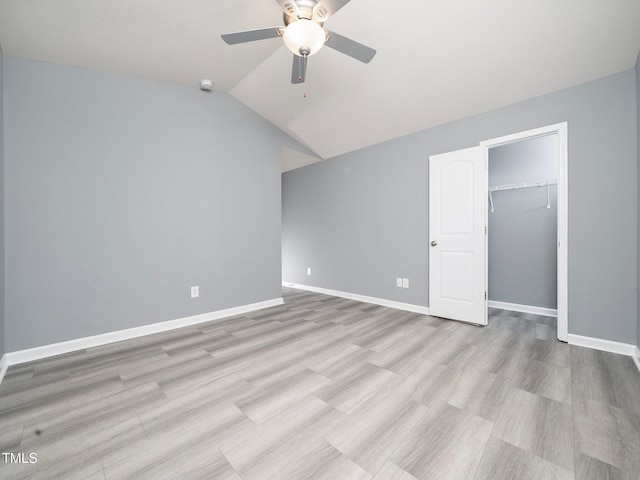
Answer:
(191, 286, 199, 298)
(396, 278, 403, 287)
(307, 267, 312, 276)
(402, 278, 409, 288)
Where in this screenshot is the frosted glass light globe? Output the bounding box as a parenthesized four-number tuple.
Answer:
(283, 19, 326, 56)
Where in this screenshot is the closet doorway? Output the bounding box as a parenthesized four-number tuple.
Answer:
(481, 123, 568, 341)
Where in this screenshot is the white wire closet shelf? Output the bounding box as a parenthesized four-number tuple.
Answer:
(489, 179, 558, 192)
(488, 179, 557, 212)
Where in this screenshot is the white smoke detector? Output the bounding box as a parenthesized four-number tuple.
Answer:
(200, 79, 213, 91)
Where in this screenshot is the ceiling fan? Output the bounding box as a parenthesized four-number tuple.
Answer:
(221, 0, 376, 84)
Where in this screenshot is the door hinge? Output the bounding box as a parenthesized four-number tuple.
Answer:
(485, 226, 487, 235)
(485, 291, 487, 300)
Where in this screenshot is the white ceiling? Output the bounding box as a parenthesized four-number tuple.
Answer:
(1, 0, 640, 169)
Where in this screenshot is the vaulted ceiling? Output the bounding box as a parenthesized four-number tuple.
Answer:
(1, 0, 640, 169)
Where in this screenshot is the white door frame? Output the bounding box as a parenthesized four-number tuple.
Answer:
(480, 122, 568, 342)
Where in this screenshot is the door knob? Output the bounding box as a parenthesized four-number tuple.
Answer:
(431, 241, 437, 247)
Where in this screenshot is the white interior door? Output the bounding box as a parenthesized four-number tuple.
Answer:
(429, 147, 487, 325)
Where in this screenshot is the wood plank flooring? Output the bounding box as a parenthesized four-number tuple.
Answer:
(1, 287, 639, 479)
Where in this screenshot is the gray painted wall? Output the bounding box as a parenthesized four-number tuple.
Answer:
(636, 51, 640, 349)
(488, 135, 558, 309)
(0, 44, 4, 358)
(283, 69, 638, 344)
(3, 57, 309, 352)
(283, 144, 428, 305)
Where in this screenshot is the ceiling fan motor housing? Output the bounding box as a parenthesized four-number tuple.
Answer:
(283, 0, 327, 25)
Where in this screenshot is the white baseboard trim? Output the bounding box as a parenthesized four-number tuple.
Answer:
(0, 355, 8, 386)
(488, 300, 557, 317)
(633, 347, 640, 374)
(1, 297, 284, 370)
(283, 282, 430, 316)
(568, 334, 637, 357)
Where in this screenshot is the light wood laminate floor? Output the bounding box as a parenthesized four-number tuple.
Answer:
(1, 288, 639, 479)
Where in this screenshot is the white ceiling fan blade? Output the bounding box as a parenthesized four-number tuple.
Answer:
(291, 54, 308, 83)
(313, 0, 352, 20)
(221, 27, 283, 45)
(273, 1, 300, 17)
(325, 30, 376, 63)
(274, 0, 353, 21)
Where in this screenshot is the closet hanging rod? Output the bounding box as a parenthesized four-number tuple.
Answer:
(489, 179, 557, 192)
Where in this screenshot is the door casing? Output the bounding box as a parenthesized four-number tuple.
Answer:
(480, 122, 568, 342)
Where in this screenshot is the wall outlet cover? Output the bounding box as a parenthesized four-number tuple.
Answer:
(191, 286, 199, 298)
(402, 278, 409, 288)
(396, 278, 403, 287)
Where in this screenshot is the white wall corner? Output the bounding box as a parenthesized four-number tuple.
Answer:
(283, 282, 430, 316)
(0, 297, 284, 374)
(633, 346, 640, 374)
(0, 355, 8, 386)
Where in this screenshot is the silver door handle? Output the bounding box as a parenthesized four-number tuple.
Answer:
(431, 241, 437, 247)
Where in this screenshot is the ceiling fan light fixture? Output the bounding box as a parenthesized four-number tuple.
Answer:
(283, 19, 326, 57)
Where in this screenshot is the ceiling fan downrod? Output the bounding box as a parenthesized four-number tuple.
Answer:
(298, 46, 310, 80)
